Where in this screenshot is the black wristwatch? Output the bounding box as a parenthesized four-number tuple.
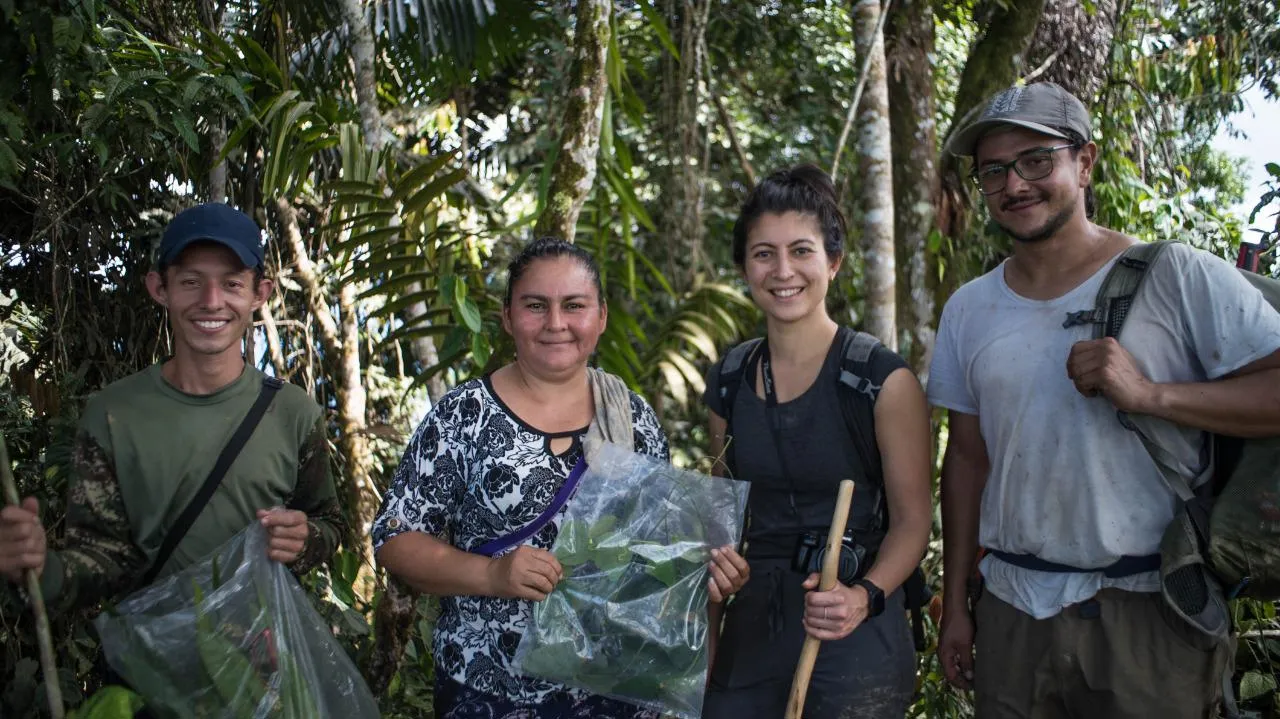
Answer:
(854, 578, 885, 618)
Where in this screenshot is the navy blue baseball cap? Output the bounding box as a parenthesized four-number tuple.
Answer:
(158, 203, 265, 271)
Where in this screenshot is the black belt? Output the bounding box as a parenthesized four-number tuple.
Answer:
(987, 549, 1160, 578)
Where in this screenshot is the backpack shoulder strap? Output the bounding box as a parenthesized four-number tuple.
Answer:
(833, 329, 934, 646)
(1065, 241, 1200, 503)
(835, 328, 884, 488)
(1062, 241, 1175, 338)
(716, 338, 764, 427)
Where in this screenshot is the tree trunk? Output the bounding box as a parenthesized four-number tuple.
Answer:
(364, 577, 419, 694)
(259, 296, 288, 378)
(936, 0, 1047, 234)
(852, 0, 896, 350)
(273, 198, 369, 553)
(1024, 0, 1119, 106)
(208, 119, 228, 204)
(406, 292, 448, 402)
(341, 0, 448, 403)
(340, 0, 383, 150)
(886, 0, 937, 375)
(200, 0, 228, 203)
(337, 281, 377, 540)
(533, 0, 612, 242)
(657, 0, 712, 290)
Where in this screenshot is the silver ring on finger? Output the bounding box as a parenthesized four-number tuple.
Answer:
(824, 607, 829, 621)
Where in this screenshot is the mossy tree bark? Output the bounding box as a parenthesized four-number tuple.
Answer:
(533, 0, 612, 243)
(886, 0, 938, 374)
(853, 0, 897, 349)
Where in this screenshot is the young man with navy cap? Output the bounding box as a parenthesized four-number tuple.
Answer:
(0, 204, 344, 612)
(928, 82, 1280, 716)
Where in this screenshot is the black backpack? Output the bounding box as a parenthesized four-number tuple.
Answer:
(713, 327, 933, 651)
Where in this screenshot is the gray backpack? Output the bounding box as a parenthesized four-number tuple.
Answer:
(1075, 241, 1280, 640)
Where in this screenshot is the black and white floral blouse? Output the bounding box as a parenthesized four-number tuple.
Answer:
(372, 375, 671, 706)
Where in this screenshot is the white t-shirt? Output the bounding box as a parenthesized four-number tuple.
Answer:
(927, 242, 1280, 619)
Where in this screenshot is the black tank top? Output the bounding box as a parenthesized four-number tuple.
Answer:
(715, 330, 901, 559)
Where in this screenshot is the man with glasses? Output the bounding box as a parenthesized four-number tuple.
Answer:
(926, 82, 1280, 717)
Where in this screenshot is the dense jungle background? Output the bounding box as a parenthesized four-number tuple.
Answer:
(2, 0, 1280, 716)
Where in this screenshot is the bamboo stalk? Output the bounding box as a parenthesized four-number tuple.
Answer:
(785, 479, 855, 719)
(0, 432, 64, 719)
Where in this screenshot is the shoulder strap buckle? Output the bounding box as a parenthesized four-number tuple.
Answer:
(1062, 309, 1105, 329)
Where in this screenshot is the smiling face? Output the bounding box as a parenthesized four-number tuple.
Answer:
(974, 126, 1096, 244)
(502, 255, 607, 379)
(742, 211, 842, 325)
(146, 242, 270, 362)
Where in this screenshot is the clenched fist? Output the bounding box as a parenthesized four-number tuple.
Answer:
(1066, 338, 1155, 413)
(257, 507, 310, 564)
(485, 545, 563, 602)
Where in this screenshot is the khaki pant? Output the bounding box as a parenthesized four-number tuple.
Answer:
(974, 588, 1233, 719)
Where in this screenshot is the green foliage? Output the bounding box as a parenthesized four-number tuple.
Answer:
(66, 685, 143, 719)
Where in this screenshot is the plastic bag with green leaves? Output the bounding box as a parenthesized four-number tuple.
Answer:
(94, 523, 378, 719)
(513, 443, 749, 719)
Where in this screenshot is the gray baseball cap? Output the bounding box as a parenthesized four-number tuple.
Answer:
(945, 82, 1091, 157)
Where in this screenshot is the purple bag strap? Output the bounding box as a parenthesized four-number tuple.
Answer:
(472, 458, 587, 557)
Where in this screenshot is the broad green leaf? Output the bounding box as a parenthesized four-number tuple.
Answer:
(367, 292, 448, 320)
(634, 0, 680, 60)
(439, 274, 457, 308)
(672, 320, 718, 361)
(1240, 671, 1276, 702)
(456, 296, 483, 334)
(657, 361, 688, 407)
(354, 272, 438, 301)
(471, 332, 492, 367)
(392, 151, 459, 202)
(402, 167, 467, 218)
(383, 324, 455, 347)
(453, 276, 468, 309)
(663, 349, 705, 395)
(67, 685, 143, 719)
(172, 113, 199, 152)
(333, 226, 401, 254)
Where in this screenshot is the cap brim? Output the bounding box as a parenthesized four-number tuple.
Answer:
(161, 235, 260, 270)
(945, 119, 1070, 157)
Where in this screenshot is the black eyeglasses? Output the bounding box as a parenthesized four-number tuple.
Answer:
(971, 144, 1078, 196)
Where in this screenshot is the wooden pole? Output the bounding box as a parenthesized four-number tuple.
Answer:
(0, 432, 64, 719)
(785, 479, 855, 719)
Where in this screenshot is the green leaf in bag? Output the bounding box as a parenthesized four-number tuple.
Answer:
(194, 585, 267, 718)
(66, 685, 143, 719)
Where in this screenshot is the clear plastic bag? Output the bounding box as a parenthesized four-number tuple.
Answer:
(514, 443, 749, 719)
(94, 522, 379, 719)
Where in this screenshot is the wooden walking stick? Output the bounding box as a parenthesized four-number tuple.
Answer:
(785, 479, 855, 719)
(0, 432, 64, 719)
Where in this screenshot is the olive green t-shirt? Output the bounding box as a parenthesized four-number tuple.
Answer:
(38, 363, 342, 607)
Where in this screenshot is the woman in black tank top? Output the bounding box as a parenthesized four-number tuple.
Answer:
(701, 164, 933, 719)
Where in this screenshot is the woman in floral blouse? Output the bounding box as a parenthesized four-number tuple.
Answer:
(373, 237, 749, 718)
